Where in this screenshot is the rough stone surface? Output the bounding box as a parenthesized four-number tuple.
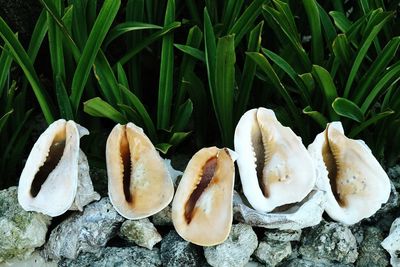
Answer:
(254, 240, 291, 266)
(0, 252, 58, 267)
(233, 190, 325, 230)
(0, 187, 51, 262)
(283, 258, 353, 267)
(58, 247, 161, 267)
(69, 150, 100, 211)
(244, 260, 264, 267)
(42, 198, 124, 260)
(119, 218, 162, 250)
(356, 226, 388, 267)
(160, 230, 205, 267)
(388, 165, 400, 189)
(382, 217, 400, 267)
(264, 229, 302, 242)
(204, 223, 258, 267)
(299, 221, 358, 264)
(152, 205, 172, 226)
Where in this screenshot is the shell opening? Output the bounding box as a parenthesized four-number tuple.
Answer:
(251, 120, 269, 198)
(120, 127, 133, 203)
(184, 156, 217, 224)
(322, 126, 344, 207)
(30, 130, 66, 197)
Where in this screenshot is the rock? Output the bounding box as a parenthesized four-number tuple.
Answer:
(356, 227, 388, 267)
(160, 230, 205, 267)
(0, 187, 51, 262)
(381, 217, 400, 267)
(244, 260, 264, 267)
(299, 221, 358, 264)
(0, 252, 58, 267)
(69, 150, 101, 211)
(58, 247, 161, 267)
(204, 224, 258, 267)
(152, 205, 172, 226)
(42, 198, 124, 260)
(388, 165, 400, 189)
(283, 258, 353, 267)
(119, 218, 162, 250)
(233, 190, 325, 230)
(264, 229, 302, 242)
(253, 241, 292, 267)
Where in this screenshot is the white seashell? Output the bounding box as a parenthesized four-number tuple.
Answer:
(106, 123, 174, 220)
(172, 147, 236, 246)
(18, 119, 99, 217)
(234, 108, 316, 212)
(308, 121, 391, 224)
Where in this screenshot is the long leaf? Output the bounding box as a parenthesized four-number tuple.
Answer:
(204, 8, 217, 119)
(0, 45, 12, 95)
(70, 0, 121, 112)
(349, 110, 394, 137)
(173, 99, 193, 132)
(173, 44, 205, 62)
(84, 97, 127, 123)
(303, 106, 328, 129)
(55, 75, 74, 119)
(303, 0, 323, 64)
(104, 22, 162, 48)
(0, 17, 55, 123)
(332, 97, 364, 122)
(157, 0, 175, 129)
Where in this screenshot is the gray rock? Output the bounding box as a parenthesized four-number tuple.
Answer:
(388, 165, 400, 189)
(42, 197, 124, 260)
(204, 223, 258, 267)
(152, 205, 172, 226)
(0, 252, 58, 267)
(69, 150, 100, 211)
(58, 246, 161, 267)
(160, 230, 205, 267)
(254, 240, 291, 266)
(233, 190, 325, 230)
(284, 258, 353, 267)
(356, 227, 388, 267)
(119, 218, 162, 250)
(381, 217, 400, 267)
(264, 229, 302, 242)
(0, 187, 51, 262)
(244, 260, 264, 267)
(299, 221, 358, 264)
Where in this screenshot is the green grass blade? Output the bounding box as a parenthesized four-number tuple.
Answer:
(354, 36, 400, 104)
(332, 34, 352, 69)
(0, 46, 12, 95)
(361, 62, 400, 114)
(312, 65, 339, 120)
(221, 0, 243, 34)
(47, 0, 65, 81)
(247, 52, 303, 134)
(70, 0, 121, 112)
(303, 106, 328, 129)
(204, 8, 217, 115)
(262, 48, 311, 104)
(157, 0, 175, 129)
(228, 0, 266, 46)
(215, 35, 235, 146)
(27, 10, 48, 61)
(236, 21, 263, 119)
(343, 11, 393, 97)
(317, 2, 336, 50)
(0, 109, 13, 132)
(175, 25, 203, 108)
(0, 17, 55, 123)
(332, 97, 364, 122)
(303, 0, 323, 64)
(117, 21, 181, 66)
(348, 110, 394, 138)
(173, 99, 193, 132)
(104, 22, 163, 48)
(119, 84, 157, 141)
(70, 0, 88, 50)
(84, 97, 127, 124)
(173, 44, 205, 62)
(116, 63, 129, 89)
(329, 11, 352, 33)
(55, 75, 74, 120)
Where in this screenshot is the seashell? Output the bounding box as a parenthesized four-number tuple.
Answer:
(18, 119, 99, 217)
(234, 108, 316, 212)
(106, 123, 174, 219)
(308, 122, 391, 224)
(172, 147, 236, 246)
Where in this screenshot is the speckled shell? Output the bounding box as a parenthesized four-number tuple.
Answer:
(172, 147, 236, 246)
(234, 108, 316, 212)
(106, 123, 174, 220)
(308, 122, 391, 224)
